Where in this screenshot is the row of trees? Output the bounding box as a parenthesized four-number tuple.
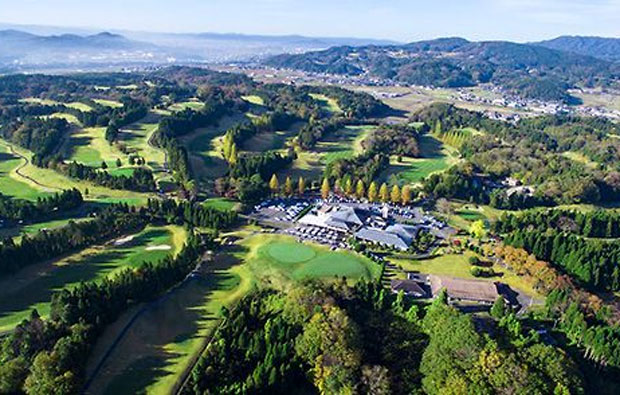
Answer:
(319, 176, 413, 205)
(60, 162, 156, 192)
(0, 188, 83, 222)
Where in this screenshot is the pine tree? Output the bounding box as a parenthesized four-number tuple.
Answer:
(115, 158, 122, 168)
(321, 178, 330, 200)
(368, 181, 378, 202)
(379, 183, 389, 203)
(284, 176, 293, 197)
(490, 295, 506, 319)
(356, 180, 365, 200)
(390, 185, 400, 204)
(269, 174, 279, 195)
(101, 161, 108, 170)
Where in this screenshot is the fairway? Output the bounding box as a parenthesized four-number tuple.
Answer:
(62, 126, 125, 166)
(309, 93, 342, 114)
(168, 100, 204, 112)
(0, 141, 52, 200)
(380, 134, 458, 185)
(119, 115, 167, 175)
(202, 197, 237, 212)
(0, 225, 187, 332)
(244, 234, 381, 285)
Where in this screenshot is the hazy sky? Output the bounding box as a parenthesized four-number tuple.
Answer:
(1, 0, 619, 42)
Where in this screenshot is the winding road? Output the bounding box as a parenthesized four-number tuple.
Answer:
(3, 142, 61, 192)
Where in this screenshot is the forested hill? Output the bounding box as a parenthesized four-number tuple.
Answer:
(535, 36, 620, 62)
(264, 37, 620, 102)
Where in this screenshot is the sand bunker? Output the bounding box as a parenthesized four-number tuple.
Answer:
(145, 245, 172, 251)
(113, 235, 135, 246)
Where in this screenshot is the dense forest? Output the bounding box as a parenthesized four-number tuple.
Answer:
(185, 282, 585, 394)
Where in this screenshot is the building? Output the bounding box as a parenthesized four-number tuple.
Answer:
(429, 275, 499, 305)
(298, 205, 364, 232)
(390, 279, 426, 297)
(354, 224, 420, 251)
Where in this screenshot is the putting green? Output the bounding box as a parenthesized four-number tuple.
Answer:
(266, 242, 317, 263)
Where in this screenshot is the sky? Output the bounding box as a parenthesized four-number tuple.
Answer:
(0, 0, 619, 42)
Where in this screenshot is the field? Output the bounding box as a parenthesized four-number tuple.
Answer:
(380, 134, 458, 185)
(66, 102, 93, 112)
(168, 100, 204, 112)
(562, 151, 600, 169)
(0, 225, 187, 332)
(0, 140, 52, 200)
(0, 215, 91, 241)
(278, 125, 375, 180)
(309, 93, 342, 114)
(41, 112, 81, 125)
(389, 251, 542, 299)
(94, 99, 124, 108)
(62, 126, 125, 166)
(119, 115, 167, 175)
(84, 228, 378, 394)
(202, 197, 237, 212)
(240, 122, 302, 153)
(242, 234, 381, 286)
(241, 95, 265, 106)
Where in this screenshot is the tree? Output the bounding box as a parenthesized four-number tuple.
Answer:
(490, 296, 507, 319)
(470, 220, 487, 239)
(229, 143, 238, 165)
(379, 183, 389, 203)
(390, 185, 401, 204)
(368, 181, 378, 202)
(345, 177, 354, 196)
(101, 161, 108, 170)
(298, 177, 306, 196)
(269, 174, 279, 195)
(356, 180, 365, 200)
(436, 198, 452, 216)
(401, 185, 412, 205)
(321, 178, 330, 200)
(284, 176, 293, 197)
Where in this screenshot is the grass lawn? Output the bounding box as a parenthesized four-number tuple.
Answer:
(277, 125, 375, 181)
(240, 122, 302, 153)
(0, 216, 91, 241)
(61, 126, 125, 166)
(0, 138, 151, 206)
(119, 115, 167, 175)
(562, 151, 600, 169)
(379, 134, 458, 185)
(85, 234, 254, 395)
(19, 97, 61, 106)
(241, 95, 265, 106)
(93, 99, 123, 108)
(309, 93, 342, 115)
(0, 225, 187, 332)
(66, 102, 93, 112)
(0, 141, 52, 200)
(202, 198, 237, 212)
(389, 252, 542, 298)
(242, 234, 381, 287)
(168, 101, 204, 112)
(40, 112, 82, 125)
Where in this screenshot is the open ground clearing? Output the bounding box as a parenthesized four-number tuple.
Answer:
(41, 112, 81, 125)
(168, 100, 204, 112)
(0, 225, 186, 332)
(562, 151, 600, 169)
(241, 95, 265, 106)
(19, 97, 62, 106)
(0, 215, 91, 241)
(62, 126, 125, 166)
(119, 114, 167, 175)
(202, 197, 237, 212)
(0, 140, 53, 200)
(66, 102, 93, 112)
(379, 134, 459, 185)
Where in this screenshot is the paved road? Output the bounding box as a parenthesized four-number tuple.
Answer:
(5, 143, 61, 192)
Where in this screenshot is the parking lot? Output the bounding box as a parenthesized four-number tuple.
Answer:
(282, 225, 348, 250)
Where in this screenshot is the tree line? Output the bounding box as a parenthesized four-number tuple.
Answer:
(59, 162, 156, 192)
(0, 188, 83, 223)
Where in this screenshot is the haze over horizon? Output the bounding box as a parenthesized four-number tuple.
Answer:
(1, 0, 619, 42)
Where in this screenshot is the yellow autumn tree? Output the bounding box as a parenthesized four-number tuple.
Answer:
(356, 180, 365, 200)
(321, 178, 330, 200)
(367, 181, 378, 202)
(379, 183, 389, 203)
(298, 177, 306, 196)
(269, 174, 279, 195)
(401, 185, 412, 205)
(390, 185, 401, 204)
(284, 176, 293, 197)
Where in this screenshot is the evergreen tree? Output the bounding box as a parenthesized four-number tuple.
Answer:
(490, 296, 507, 319)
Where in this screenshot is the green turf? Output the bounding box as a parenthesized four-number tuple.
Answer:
(241, 95, 265, 106)
(309, 93, 342, 114)
(245, 234, 381, 285)
(0, 225, 186, 332)
(168, 101, 204, 112)
(202, 198, 237, 212)
(380, 134, 458, 185)
(0, 141, 52, 200)
(66, 102, 93, 112)
(93, 99, 123, 108)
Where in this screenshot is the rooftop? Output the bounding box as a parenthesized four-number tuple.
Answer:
(429, 275, 499, 303)
(390, 279, 426, 297)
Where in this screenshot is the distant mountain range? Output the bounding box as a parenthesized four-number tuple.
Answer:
(265, 37, 620, 102)
(535, 36, 620, 62)
(0, 24, 398, 71)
